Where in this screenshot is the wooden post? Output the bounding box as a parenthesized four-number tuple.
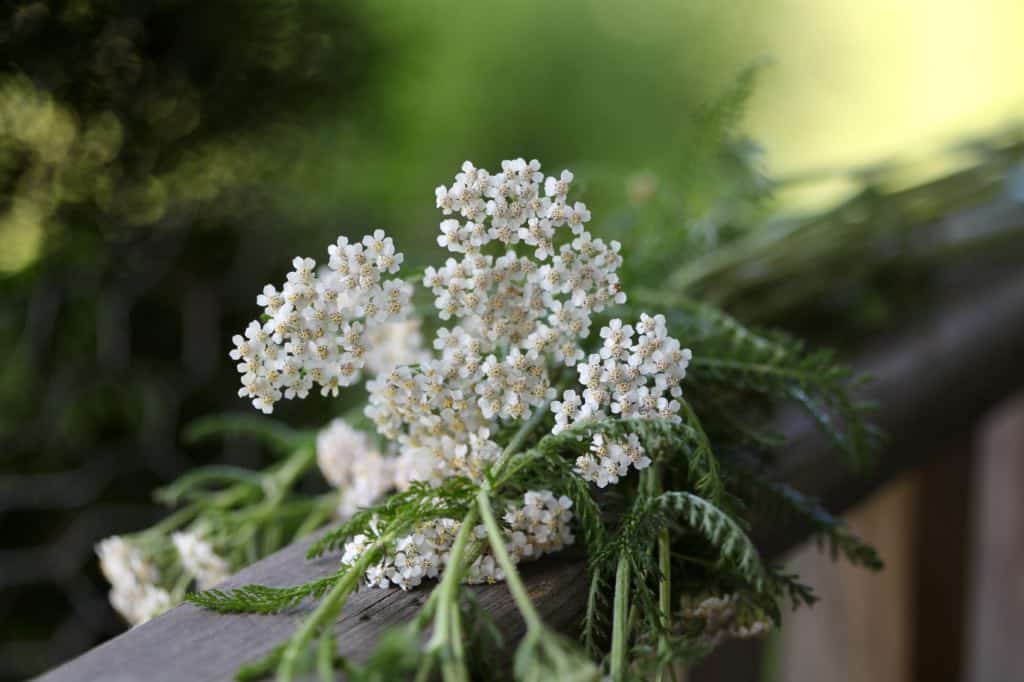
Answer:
(911, 445, 973, 682)
(773, 474, 918, 682)
(964, 392, 1024, 682)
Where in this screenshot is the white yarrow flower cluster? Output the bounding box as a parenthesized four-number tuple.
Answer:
(681, 593, 774, 647)
(316, 419, 395, 519)
(231, 230, 412, 414)
(553, 313, 692, 487)
(501, 490, 575, 560)
(573, 314, 691, 425)
(365, 158, 626, 491)
(96, 536, 172, 626)
(340, 491, 573, 590)
(427, 159, 624, 360)
(172, 532, 230, 591)
(366, 352, 550, 486)
(573, 432, 651, 488)
(230, 160, 693, 592)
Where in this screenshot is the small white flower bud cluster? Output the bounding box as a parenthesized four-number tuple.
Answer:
(428, 159, 625, 363)
(574, 314, 692, 426)
(681, 593, 774, 647)
(365, 349, 552, 486)
(96, 536, 172, 626)
(316, 419, 395, 519)
(231, 230, 412, 414)
(553, 314, 691, 488)
(572, 432, 651, 488)
(340, 491, 573, 591)
(172, 531, 230, 591)
(501, 490, 576, 561)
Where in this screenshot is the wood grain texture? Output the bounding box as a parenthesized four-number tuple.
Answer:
(35, 530, 587, 682)
(964, 392, 1024, 682)
(776, 474, 918, 682)
(36, 270, 1024, 682)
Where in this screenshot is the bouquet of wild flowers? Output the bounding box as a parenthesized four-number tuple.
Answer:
(98, 158, 881, 681)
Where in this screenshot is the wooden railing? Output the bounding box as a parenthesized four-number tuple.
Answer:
(36, 204, 1024, 682)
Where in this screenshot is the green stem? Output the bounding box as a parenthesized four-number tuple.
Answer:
(648, 467, 673, 682)
(583, 568, 604, 654)
(427, 505, 479, 682)
(149, 504, 201, 535)
(316, 629, 334, 682)
(447, 597, 469, 682)
(276, 529, 395, 682)
(610, 551, 632, 682)
(267, 444, 317, 502)
(278, 389, 552, 682)
(476, 489, 543, 632)
(413, 590, 444, 682)
(488, 396, 555, 485)
(170, 568, 194, 602)
(294, 494, 340, 538)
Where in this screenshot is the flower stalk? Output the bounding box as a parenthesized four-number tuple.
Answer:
(648, 466, 673, 682)
(610, 551, 632, 682)
(276, 529, 396, 682)
(426, 505, 480, 682)
(476, 489, 544, 632)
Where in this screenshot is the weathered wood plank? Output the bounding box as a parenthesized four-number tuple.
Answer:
(964, 392, 1024, 682)
(37, 270, 1024, 682)
(776, 473, 918, 682)
(34, 528, 586, 682)
(765, 444, 975, 682)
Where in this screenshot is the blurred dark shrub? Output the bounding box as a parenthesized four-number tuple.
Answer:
(0, 1, 374, 677)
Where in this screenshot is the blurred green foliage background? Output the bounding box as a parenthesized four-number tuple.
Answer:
(0, 0, 1021, 678)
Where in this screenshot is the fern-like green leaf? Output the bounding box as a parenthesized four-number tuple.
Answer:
(678, 301, 882, 468)
(527, 416, 727, 506)
(736, 474, 883, 571)
(306, 477, 476, 559)
(653, 491, 766, 590)
(185, 572, 343, 614)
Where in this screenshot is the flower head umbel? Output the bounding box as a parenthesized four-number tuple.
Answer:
(172, 532, 230, 591)
(316, 419, 394, 519)
(338, 490, 572, 591)
(425, 158, 624, 356)
(231, 230, 412, 414)
(558, 313, 691, 430)
(96, 537, 172, 626)
(365, 158, 637, 493)
(228, 159, 692, 590)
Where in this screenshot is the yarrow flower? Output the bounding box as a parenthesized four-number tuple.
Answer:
(365, 158, 633, 494)
(230, 230, 412, 414)
(229, 159, 692, 590)
(172, 532, 230, 591)
(553, 313, 691, 488)
(573, 432, 651, 488)
(316, 419, 395, 519)
(96, 536, 172, 626)
(554, 313, 692, 432)
(679, 593, 774, 647)
(364, 318, 430, 376)
(424, 159, 624, 357)
(340, 491, 573, 591)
